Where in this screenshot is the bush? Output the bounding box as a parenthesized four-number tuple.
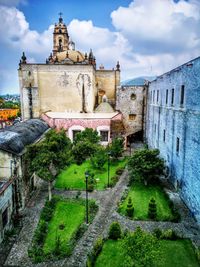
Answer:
(122, 227, 160, 267)
(108, 138, 124, 160)
(74, 223, 88, 241)
(195, 247, 200, 262)
(86, 237, 104, 267)
(116, 167, 124, 175)
(110, 175, 119, 187)
(153, 228, 163, 239)
(40, 198, 56, 222)
(90, 148, 107, 170)
(93, 237, 103, 257)
(126, 197, 134, 218)
(148, 197, 157, 219)
(108, 222, 122, 240)
(34, 220, 48, 245)
(161, 229, 178, 240)
(87, 174, 96, 192)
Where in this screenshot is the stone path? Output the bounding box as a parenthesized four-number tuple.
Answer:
(5, 186, 48, 267)
(4, 167, 200, 267)
(62, 169, 129, 267)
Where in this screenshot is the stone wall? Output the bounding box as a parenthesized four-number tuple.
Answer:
(116, 85, 146, 137)
(19, 65, 120, 121)
(95, 69, 120, 105)
(146, 56, 200, 223)
(19, 64, 97, 120)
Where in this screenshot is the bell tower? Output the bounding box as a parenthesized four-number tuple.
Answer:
(53, 13, 69, 56)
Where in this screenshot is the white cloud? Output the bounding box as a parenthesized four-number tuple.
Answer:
(68, 19, 134, 70)
(0, 6, 53, 56)
(111, 0, 200, 55)
(1, 0, 200, 92)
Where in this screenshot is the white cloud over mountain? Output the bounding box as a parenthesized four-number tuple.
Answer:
(0, 0, 200, 92)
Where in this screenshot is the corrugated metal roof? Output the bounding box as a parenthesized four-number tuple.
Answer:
(0, 119, 49, 155)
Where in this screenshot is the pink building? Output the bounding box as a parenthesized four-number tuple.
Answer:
(42, 108, 123, 145)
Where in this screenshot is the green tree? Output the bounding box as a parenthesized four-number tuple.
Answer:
(26, 129, 72, 200)
(72, 141, 98, 165)
(108, 137, 124, 160)
(128, 148, 165, 185)
(73, 128, 100, 145)
(72, 128, 101, 165)
(108, 222, 122, 240)
(126, 197, 134, 218)
(90, 146, 107, 170)
(122, 227, 160, 267)
(148, 197, 157, 219)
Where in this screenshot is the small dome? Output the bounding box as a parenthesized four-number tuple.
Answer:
(95, 102, 114, 113)
(55, 50, 85, 63)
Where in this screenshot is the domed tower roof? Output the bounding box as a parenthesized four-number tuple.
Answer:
(55, 50, 85, 64)
(46, 13, 96, 67)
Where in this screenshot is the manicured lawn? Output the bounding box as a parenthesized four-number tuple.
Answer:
(95, 240, 124, 267)
(55, 159, 127, 190)
(119, 183, 174, 221)
(157, 239, 200, 267)
(95, 239, 199, 267)
(43, 199, 85, 254)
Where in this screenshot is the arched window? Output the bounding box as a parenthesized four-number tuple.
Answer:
(131, 93, 136, 100)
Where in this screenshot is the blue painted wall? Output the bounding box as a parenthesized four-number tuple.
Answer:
(146, 56, 200, 223)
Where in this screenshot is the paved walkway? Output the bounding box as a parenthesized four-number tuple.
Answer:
(4, 168, 200, 267)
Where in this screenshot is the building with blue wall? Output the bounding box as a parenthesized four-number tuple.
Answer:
(146, 56, 200, 223)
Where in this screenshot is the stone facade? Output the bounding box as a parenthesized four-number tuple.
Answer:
(116, 85, 146, 142)
(19, 17, 120, 121)
(146, 56, 200, 223)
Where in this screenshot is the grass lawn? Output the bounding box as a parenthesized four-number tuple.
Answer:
(95, 240, 124, 267)
(119, 183, 174, 221)
(43, 199, 85, 254)
(95, 239, 199, 267)
(55, 158, 127, 190)
(157, 239, 200, 267)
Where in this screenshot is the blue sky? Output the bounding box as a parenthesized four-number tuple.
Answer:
(0, 0, 199, 94)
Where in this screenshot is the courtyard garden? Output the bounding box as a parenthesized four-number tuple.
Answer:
(28, 196, 98, 263)
(118, 182, 176, 221)
(117, 147, 180, 222)
(94, 238, 199, 267)
(88, 223, 200, 267)
(55, 158, 127, 190)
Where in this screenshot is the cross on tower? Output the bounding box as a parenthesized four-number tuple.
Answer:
(58, 12, 63, 23)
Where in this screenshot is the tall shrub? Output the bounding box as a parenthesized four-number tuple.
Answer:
(126, 197, 134, 218)
(148, 197, 157, 219)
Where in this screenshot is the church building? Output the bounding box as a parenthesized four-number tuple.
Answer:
(19, 14, 123, 144)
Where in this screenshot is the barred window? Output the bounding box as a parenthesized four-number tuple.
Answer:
(100, 131, 108, 142)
